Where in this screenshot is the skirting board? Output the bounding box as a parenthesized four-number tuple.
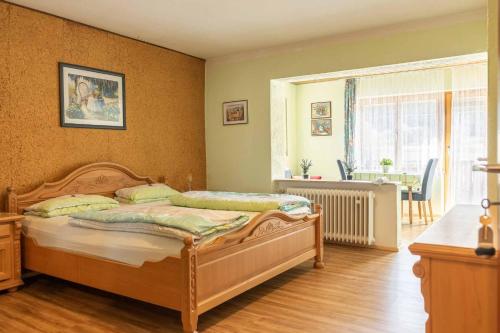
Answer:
(324, 241, 399, 252)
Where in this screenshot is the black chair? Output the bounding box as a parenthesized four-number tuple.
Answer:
(401, 158, 438, 224)
(337, 160, 347, 180)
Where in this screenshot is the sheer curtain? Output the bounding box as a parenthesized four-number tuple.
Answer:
(354, 95, 397, 171)
(354, 69, 445, 174)
(449, 63, 487, 206)
(398, 93, 443, 173)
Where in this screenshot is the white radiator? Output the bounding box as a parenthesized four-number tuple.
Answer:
(286, 188, 375, 246)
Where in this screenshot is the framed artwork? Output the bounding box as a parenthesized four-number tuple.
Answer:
(59, 63, 126, 129)
(311, 119, 332, 136)
(223, 100, 248, 125)
(311, 101, 331, 119)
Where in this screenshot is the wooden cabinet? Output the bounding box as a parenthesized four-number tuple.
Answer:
(410, 205, 497, 333)
(0, 240, 13, 281)
(0, 213, 23, 292)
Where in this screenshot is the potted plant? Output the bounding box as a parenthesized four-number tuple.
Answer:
(380, 158, 393, 174)
(345, 159, 356, 180)
(300, 159, 313, 179)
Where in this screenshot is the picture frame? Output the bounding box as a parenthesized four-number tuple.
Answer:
(311, 101, 331, 119)
(222, 100, 248, 125)
(59, 62, 126, 129)
(311, 119, 332, 136)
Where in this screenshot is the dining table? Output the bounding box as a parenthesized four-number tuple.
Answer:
(353, 171, 422, 224)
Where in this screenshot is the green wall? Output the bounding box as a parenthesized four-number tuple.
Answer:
(205, 18, 487, 192)
(293, 80, 346, 179)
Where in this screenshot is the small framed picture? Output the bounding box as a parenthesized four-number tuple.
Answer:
(311, 119, 332, 136)
(223, 100, 248, 125)
(311, 101, 331, 119)
(59, 63, 126, 129)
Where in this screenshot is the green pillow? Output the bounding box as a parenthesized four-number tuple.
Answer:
(115, 197, 169, 205)
(25, 194, 119, 218)
(115, 184, 179, 203)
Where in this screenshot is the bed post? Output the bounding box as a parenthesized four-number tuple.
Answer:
(6, 187, 17, 213)
(181, 236, 198, 333)
(313, 204, 324, 269)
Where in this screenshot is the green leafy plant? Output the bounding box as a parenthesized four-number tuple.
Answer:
(300, 159, 313, 175)
(379, 158, 393, 167)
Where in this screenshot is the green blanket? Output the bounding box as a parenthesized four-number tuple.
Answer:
(169, 191, 310, 212)
(70, 210, 249, 237)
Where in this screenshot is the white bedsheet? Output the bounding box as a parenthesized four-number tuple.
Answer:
(22, 201, 309, 267)
(23, 213, 186, 266)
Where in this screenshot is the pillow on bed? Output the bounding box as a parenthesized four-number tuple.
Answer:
(115, 183, 179, 204)
(115, 197, 170, 205)
(25, 194, 119, 218)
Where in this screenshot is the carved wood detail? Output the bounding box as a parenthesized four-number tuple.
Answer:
(200, 210, 318, 250)
(413, 258, 431, 332)
(181, 237, 198, 333)
(13, 221, 21, 279)
(6, 162, 157, 214)
(247, 219, 289, 239)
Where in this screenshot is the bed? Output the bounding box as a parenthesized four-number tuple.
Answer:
(6, 162, 324, 333)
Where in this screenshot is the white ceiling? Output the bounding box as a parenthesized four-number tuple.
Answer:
(9, 0, 486, 59)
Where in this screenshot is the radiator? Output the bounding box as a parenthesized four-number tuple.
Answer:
(286, 188, 375, 246)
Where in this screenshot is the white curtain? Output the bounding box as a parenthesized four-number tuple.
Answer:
(354, 69, 445, 175)
(449, 63, 487, 206)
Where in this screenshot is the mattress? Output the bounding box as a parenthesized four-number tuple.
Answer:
(23, 213, 186, 267)
(22, 201, 309, 267)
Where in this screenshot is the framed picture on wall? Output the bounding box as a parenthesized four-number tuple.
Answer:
(222, 100, 248, 125)
(311, 101, 331, 119)
(311, 119, 332, 136)
(59, 63, 126, 129)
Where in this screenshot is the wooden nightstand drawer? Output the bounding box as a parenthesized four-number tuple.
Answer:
(0, 224, 11, 238)
(0, 214, 23, 291)
(0, 240, 12, 281)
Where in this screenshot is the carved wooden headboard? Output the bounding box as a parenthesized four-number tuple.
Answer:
(6, 162, 158, 214)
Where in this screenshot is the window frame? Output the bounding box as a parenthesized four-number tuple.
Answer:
(355, 91, 444, 174)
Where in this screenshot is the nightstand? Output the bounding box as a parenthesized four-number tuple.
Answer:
(0, 213, 23, 292)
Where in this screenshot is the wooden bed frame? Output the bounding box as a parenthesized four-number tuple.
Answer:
(6, 162, 324, 332)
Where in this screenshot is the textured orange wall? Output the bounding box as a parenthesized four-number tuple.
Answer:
(0, 3, 206, 208)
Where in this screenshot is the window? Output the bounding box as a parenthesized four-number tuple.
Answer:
(449, 89, 487, 205)
(354, 92, 443, 174)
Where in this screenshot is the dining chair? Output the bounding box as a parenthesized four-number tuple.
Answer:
(401, 158, 439, 224)
(337, 160, 347, 180)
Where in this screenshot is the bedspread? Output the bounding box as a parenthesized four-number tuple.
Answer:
(169, 191, 310, 212)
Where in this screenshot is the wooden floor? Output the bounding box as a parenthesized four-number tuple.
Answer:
(0, 233, 428, 333)
(402, 221, 431, 244)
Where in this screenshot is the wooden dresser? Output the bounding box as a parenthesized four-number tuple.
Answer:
(410, 205, 498, 333)
(0, 213, 23, 292)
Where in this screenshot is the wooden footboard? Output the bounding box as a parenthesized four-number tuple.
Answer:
(22, 236, 185, 310)
(180, 204, 324, 332)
